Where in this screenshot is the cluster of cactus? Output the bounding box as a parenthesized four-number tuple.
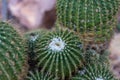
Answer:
(0, 21, 115, 80)
(24, 0, 120, 80)
(0, 22, 27, 80)
(25, 26, 114, 80)
(57, 0, 120, 43)
(0, 0, 120, 80)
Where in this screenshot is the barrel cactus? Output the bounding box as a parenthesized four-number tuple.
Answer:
(72, 63, 115, 80)
(25, 29, 49, 71)
(25, 29, 49, 59)
(27, 70, 56, 80)
(84, 48, 109, 64)
(35, 27, 83, 79)
(0, 22, 27, 80)
(57, 0, 120, 43)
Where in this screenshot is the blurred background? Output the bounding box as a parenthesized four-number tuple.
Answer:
(0, 0, 56, 32)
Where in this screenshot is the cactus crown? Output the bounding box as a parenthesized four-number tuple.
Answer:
(0, 22, 27, 80)
(48, 37, 66, 52)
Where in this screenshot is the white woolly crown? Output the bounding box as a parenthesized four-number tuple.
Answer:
(48, 37, 66, 52)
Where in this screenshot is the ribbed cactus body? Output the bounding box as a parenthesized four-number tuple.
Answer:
(27, 70, 56, 80)
(72, 63, 115, 80)
(57, 0, 120, 43)
(35, 27, 83, 79)
(0, 22, 27, 80)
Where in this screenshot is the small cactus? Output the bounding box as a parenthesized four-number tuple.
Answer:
(27, 70, 56, 80)
(57, 0, 120, 43)
(72, 63, 115, 80)
(35, 27, 83, 79)
(25, 29, 49, 58)
(0, 22, 27, 80)
(25, 29, 49, 71)
(84, 48, 109, 64)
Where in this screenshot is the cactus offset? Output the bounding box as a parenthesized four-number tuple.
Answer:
(0, 22, 27, 80)
(35, 27, 83, 79)
(25, 29, 49, 71)
(72, 63, 115, 80)
(25, 29, 49, 57)
(84, 48, 109, 64)
(57, 0, 120, 43)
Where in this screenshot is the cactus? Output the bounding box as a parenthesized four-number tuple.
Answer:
(25, 29, 49, 42)
(72, 63, 115, 80)
(0, 22, 27, 80)
(25, 29, 49, 71)
(25, 29, 49, 58)
(57, 0, 120, 43)
(84, 48, 109, 64)
(27, 70, 56, 80)
(35, 27, 83, 79)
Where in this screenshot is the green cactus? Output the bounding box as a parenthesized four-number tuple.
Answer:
(25, 29, 49, 42)
(27, 70, 56, 80)
(72, 63, 115, 80)
(0, 22, 27, 80)
(35, 27, 83, 79)
(84, 48, 109, 64)
(25, 29, 49, 71)
(57, 0, 120, 43)
(25, 29, 49, 59)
